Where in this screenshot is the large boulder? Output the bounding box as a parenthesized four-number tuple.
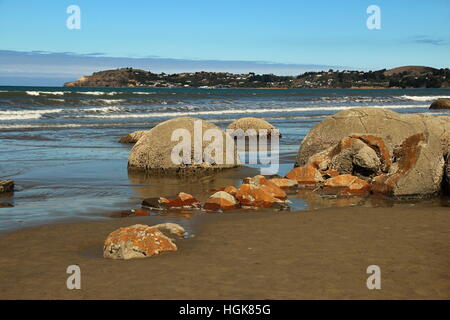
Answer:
(119, 130, 148, 144)
(227, 117, 280, 137)
(295, 108, 450, 197)
(128, 117, 240, 174)
(430, 98, 450, 110)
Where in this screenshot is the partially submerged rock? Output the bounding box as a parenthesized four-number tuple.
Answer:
(235, 183, 281, 208)
(227, 117, 280, 137)
(119, 130, 148, 144)
(243, 175, 287, 199)
(103, 224, 177, 260)
(295, 108, 450, 197)
(152, 223, 186, 237)
(269, 178, 298, 189)
(323, 174, 370, 195)
(285, 166, 323, 186)
(128, 117, 240, 175)
(430, 98, 450, 110)
(0, 180, 14, 193)
(160, 192, 201, 209)
(204, 191, 239, 211)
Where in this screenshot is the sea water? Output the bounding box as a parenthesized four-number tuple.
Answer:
(1, 87, 449, 231)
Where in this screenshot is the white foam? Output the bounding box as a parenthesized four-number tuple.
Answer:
(400, 95, 450, 102)
(96, 99, 125, 104)
(26, 91, 65, 96)
(79, 104, 429, 119)
(78, 91, 118, 96)
(0, 108, 64, 120)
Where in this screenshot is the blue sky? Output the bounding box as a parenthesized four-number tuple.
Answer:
(0, 0, 449, 85)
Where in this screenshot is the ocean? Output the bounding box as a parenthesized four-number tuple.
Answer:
(1, 86, 450, 232)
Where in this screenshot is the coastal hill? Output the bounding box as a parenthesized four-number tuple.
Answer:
(64, 66, 450, 89)
(383, 65, 437, 76)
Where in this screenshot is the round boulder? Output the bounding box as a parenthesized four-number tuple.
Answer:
(119, 130, 148, 144)
(128, 117, 240, 174)
(430, 98, 450, 110)
(227, 117, 280, 137)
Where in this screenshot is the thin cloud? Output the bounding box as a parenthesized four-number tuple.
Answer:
(410, 35, 448, 46)
(0, 50, 345, 86)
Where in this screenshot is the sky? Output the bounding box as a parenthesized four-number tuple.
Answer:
(0, 0, 449, 85)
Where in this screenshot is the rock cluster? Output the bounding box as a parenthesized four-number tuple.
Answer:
(294, 108, 450, 197)
(141, 175, 296, 212)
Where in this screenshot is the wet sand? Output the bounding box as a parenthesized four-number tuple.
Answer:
(0, 206, 449, 300)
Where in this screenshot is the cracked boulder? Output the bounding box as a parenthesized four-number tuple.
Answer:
(103, 224, 178, 260)
(295, 108, 450, 197)
(119, 130, 148, 144)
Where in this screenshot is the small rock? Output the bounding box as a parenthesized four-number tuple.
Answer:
(161, 192, 201, 208)
(204, 191, 239, 211)
(142, 197, 168, 210)
(0, 180, 14, 193)
(235, 183, 281, 208)
(103, 224, 177, 260)
(134, 209, 150, 216)
(223, 186, 238, 196)
(323, 174, 370, 195)
(285, 166, 323, 185)
(152, 223, 186, 236)
(244, 175, 287, 199)
(269, 178, 298, 189)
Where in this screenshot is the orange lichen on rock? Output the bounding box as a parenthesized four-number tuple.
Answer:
(321, 169, 340, 178)
(204, 191, 239, 211)
(235, 183, 279, 208)
(371, 133, 424, 195)
(103, 224, 177, 260)
(269, 178, 298, 189)
(324, 174, 370, 195)
(161, 192, 200, 208)
(285, 165, 324, 185)
(223, 186, 237, 196)
(351, 135, 392, 172)
(243, 175, 287, 199)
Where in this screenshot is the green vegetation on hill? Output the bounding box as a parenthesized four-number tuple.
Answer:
(64, 66, 450, 89)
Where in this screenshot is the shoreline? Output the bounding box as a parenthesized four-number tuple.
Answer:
(0, 206, 449, 299)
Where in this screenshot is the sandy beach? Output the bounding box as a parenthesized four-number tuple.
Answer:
(0, 206, 448, 300)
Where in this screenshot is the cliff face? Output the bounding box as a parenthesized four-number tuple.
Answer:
(64, 68, 157, 87)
